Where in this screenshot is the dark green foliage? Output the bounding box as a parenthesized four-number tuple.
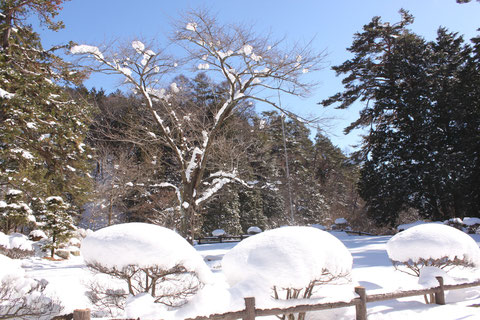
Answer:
(0, 0, 92, 215)
(202, 187, 242, 235)
(322, 11, 480, 225)
(41, 196, 74, 257)
(239, 189, 267, 233)
(0, 189, 33, 232)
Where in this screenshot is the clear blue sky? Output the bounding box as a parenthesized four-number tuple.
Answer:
(35, 0, 480, 152)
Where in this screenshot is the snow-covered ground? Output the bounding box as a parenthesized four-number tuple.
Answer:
(17, 230, 480, 319)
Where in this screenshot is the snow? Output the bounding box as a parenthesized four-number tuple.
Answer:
(11, 147, 34, 159)
(131, 40, 145, 53)
(233, 91, 244, 100)
(247, 226, 262, 234)
(29, 230, 48, 240)
(186, 22, 197, 31)
(7, 189, 22, 196)
(217, 50, 233, 59)
(238, 44, 253, 56)
(0, 87, 15, 99)
(212, 229, 226, 237)
(81, 223, 213, 283)
(46, 196, 64, 203)
(197, 63, 210, 70)
(396, 220, 442, 231)
(70, 45, 104, 60)
(2, 232, 34, 251)
(463, 217, 480, 226)
(418, 267, 452, 288)
(5, 225, 480, 319)
(0, 254, 21, 278)
(386, 224, 480, 265)
(170, 82, 180, 93)
(222, 226, 352, 290)
(250, 53, 262, 62)
(335, 218, 348, 224)
(125, 293, 170, 319)
(185, 147, 203, 182)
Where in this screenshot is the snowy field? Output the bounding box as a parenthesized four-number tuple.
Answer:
(12, 230, 480, 319)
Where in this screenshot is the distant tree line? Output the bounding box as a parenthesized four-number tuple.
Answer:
(83, 75, 363, 235)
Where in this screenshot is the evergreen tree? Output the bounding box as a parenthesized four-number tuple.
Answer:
(202, 187, 242, 235)
(0, 189, 33, 233)
(239, 189, 267, 233)
(322, 11, 480, 224)
(0, 0, 92, 212)
(41, 196, 74, 258)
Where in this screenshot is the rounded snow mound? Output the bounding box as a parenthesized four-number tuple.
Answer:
(81, 223, 212, 283)
(387, 224, 480, 266)
(222, 226, 352, 289)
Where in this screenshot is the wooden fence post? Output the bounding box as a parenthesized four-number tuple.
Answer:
(73, 309, 90, 320)
(355, 286, 367, 320)
(243, 297, 256, 320)
(435, 276, 446, 305)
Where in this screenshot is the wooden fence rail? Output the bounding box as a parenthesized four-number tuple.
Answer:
(70, 276, 480, 320)
(196, 235, 250, 245)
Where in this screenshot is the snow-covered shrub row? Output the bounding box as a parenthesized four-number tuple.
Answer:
(387, 224, 480, 277)
(0, 254, 62, 319)
(81, 223, 212, 314)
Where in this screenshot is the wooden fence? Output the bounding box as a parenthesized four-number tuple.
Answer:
(196, 235, 250, 244)
(70, 276, 480, 320)
(197, 230, 377, 244)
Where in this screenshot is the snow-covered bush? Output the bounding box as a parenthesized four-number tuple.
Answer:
(246, 226, 262, 235)
(81, 223, 212, 314)
(331, 218, 350, 231)
(0, 232, 35, 259)
(444, 217, 464, 231)
(386, 224, 480, 277)
(211, 229, 226, 237)
(462, 217, 480, 234)
(29, 229, 48, 241)
(222, 226, 352, 320)
(0, 254, 62, 319)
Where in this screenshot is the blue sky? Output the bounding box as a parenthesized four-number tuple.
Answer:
(35, 0, 480, 152)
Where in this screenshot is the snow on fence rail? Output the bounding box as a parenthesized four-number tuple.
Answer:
(69, 277, 480, 320)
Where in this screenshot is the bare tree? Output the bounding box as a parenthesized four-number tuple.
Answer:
(86, 262, 203, 315)
(71, 9, 325, 241)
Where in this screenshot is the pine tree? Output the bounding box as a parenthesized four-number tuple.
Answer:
(0, 189, 34, 233)
(202, 188, 242, 236)
(322, 11, 480, 224)
(239, 189, 267, 233)
(41, 196, 74, 258)
(0, 0, 92, 212)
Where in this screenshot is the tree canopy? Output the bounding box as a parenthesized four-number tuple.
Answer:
(322, 10, 480, 225)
